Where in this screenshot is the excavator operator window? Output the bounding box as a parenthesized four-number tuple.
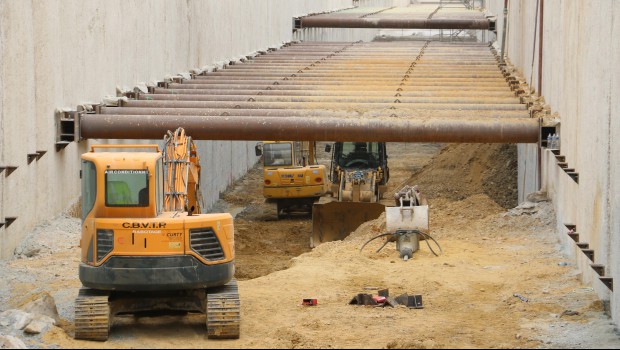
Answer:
(263, 143, 293, 167)
(105, 169, 149, 207)
(81, 160, 97, 221)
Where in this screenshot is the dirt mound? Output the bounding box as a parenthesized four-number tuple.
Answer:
(405, 143, 518, 209)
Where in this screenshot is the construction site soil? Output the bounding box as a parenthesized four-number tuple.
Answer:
(2, 143, 620, 349)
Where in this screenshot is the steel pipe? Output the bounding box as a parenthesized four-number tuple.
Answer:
(199, 72, 504, 79)
(297, 17, 496, 29)
(80, 114, 539, 143)
(131, 98, 526, 111)
(152, 88, 516, 98)
(184, 73, 506, 80)
(220, 66, 502, 71)
(163, 83, 512, 92)
(170, 80, 510, 87)
(138, 94, 520, 104)
(99, 106, 530, 119)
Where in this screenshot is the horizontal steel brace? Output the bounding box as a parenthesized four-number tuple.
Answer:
(299, 17, 493, 30)
(80, 114, 539, 144)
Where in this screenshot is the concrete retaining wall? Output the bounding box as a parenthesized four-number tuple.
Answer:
(0, 0, 402, 259)
(488, 0, 619, 323)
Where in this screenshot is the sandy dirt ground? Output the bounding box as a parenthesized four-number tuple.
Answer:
(2, 142, 620, 349)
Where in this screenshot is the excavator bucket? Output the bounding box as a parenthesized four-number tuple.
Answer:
(311, 201, 386, 247)
(385, 205, 429, 233)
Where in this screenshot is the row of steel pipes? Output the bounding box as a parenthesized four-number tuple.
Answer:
(80, 41, 539, 143)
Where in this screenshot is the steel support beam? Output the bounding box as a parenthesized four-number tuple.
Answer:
(128, 99, 526, 111)
(298, 17, 493, 30)
(80, 114, 539, 143)
(99, 106, 530, 119)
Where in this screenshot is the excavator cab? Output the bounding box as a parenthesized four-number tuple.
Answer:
(76, 130, 239, 341)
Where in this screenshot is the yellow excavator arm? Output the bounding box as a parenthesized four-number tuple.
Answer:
(163, 127, 203, 214)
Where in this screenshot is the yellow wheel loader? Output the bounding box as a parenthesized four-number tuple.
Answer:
(311, 141, 392, 247)
(255, 141, 328, 219)
(75, 128, 239, 341)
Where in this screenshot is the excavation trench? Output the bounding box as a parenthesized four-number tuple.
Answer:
(216, 142, 518, 280)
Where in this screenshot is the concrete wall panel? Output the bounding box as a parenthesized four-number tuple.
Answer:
(0, 0, 359, 258)
(609, 0, 620, 321)
(491, 0, 619, 322)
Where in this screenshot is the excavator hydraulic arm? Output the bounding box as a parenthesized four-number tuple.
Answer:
(163, 127, 203, 214)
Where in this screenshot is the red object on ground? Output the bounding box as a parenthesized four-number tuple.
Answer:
(372, 296, 386, 303)
(302, 298, 318, 306)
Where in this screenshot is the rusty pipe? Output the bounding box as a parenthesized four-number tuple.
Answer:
(136, 94, 520, 104)
(298, 17, 493, 29)
(131, 98, 526, 111)
(169, 80, 510, 87)
(198, 72, 504, 79)
(99, 106, 530, 119)
(181, 76, 508, 83)
(201, 70, 505, 77)
(161, 84, 512, 92)
(80, 114, 539, 143)
(152, 88, 517, 98)
(219, 66, 503, 71)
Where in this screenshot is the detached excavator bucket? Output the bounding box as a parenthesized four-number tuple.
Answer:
(311, 201, 386, 247)
(385, 205, 429, 233)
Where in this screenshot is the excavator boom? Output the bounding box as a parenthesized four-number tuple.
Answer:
(163, 127, 203, 214)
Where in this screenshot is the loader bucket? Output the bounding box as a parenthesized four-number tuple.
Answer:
(311, 201, 386, 247)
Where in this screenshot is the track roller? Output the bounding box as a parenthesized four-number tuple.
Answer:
(74, 287, 111, 341)
(206, 278, 240, 339)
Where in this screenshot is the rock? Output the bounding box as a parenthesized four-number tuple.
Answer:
(506, 201, 539, 216)
(0, 335, 27, 349)
(23, 315, 55, 335)
(21, 293, 59, 323)
(23, 247, 40, 258)
(0, 310, 33, 330)
(526, 191, 550, 203)
(517, 202, 536, 210)
(561, 310, 580, 317)
(13, 246, 23, 256)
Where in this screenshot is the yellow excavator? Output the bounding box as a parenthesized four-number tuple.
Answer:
(255, 141, 328, 219)
(75, 127, 239, 341)
(311, 141, 392, 247)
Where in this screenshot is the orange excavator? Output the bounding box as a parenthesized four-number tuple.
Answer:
(75, 127, 239, 340)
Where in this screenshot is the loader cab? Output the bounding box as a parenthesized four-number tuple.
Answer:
(328, 142, 389, 184)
